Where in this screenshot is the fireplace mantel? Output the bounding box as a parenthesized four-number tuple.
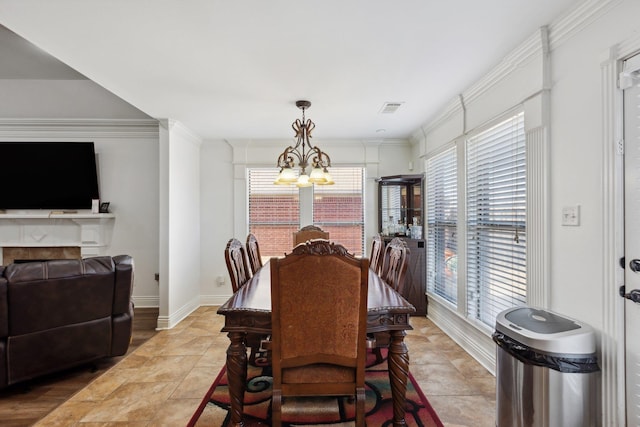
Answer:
(0, 210, 115, 263)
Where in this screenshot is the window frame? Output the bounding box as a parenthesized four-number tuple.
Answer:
(247, 166, 366, 258)
(247, 168, 301, 258)
(425, 107, 528, 333)
(426, 143, 459, 306)
(312, 167, 366, 256)
(465, 110, 527, 329)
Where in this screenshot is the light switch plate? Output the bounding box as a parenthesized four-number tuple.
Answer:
(562, 205, 580, 226)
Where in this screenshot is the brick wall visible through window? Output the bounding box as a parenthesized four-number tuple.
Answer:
(248, 169, 299, 257)
(313, 168, 365, 256)
(248, 167, 365, 258)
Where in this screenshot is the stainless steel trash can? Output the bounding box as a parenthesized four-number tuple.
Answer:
(493, 307, 600, 427)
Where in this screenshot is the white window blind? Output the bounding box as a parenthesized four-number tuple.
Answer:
(313, 167, 365, 256)
(248, 168, 300, 257)
(466, 111, 527, 328)
(426, 146, 458, 305)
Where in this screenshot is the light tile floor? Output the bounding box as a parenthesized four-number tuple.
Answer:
(35, 306, 496, 426)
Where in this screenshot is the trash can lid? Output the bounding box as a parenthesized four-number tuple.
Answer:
(505, 308, 580, 334)
(495, 307, 596, 355)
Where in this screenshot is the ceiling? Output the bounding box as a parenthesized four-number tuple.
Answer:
(0, 0, 582, 141)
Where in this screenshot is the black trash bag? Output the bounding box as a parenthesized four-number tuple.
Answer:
(492, 331, 600, 374)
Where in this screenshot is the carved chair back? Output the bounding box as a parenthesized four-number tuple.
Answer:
(370, 234, 385, 275)
(380, 237, 410, 293)
(292, 225, 330, 246)
(245, 233, 263, 275)
(224, 238, 252, 293)
(270, 239, 368, 427)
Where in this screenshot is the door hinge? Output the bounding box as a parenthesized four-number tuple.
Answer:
(620, 285, 640, 303)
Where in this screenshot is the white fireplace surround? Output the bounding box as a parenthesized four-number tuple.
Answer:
(0, 210, 115, 264)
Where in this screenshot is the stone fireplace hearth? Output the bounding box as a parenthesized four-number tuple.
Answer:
(2, 246, 82, 265)
(0, 211, 115, 265)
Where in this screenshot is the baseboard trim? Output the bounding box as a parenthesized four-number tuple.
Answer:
(131, 295, 159, 308)
(427, 296, 496, 375)
(199, 294, 233, 307)
(156, 297, 200, 330)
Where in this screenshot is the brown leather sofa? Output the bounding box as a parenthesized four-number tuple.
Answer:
(0, 255, 134, 388)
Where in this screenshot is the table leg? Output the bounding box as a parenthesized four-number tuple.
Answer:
(226, 331, 247, 427)
(388, 329, 409, 427)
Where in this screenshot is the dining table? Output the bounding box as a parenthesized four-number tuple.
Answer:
(217, 260, 416, 427)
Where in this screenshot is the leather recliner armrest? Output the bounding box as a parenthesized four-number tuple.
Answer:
(0, 273, 7, 338)
(113, 255, 133, 315)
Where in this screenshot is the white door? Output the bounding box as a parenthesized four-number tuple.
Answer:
(623, 52, 640, 426)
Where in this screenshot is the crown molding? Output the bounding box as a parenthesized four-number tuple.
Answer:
(414, 0, 619, 139)
(465, 29, 546, 106)
(548, 0, 621, 50)
(160, 119, 202, 146)
(363, 138, 410, 147)
(0, 118, 159, 139)
(412, 96, 463, 142)
(225, 138, 409, 149)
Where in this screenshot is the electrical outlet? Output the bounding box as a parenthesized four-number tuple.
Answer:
(562, 205, 580, 226)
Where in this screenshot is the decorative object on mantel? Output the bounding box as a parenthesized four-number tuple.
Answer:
(273, 100, 334, 187)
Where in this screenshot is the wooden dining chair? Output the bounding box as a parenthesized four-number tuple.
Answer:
(372, 237, 410, 362)
(270, 240, 368, 427)
(245, 233, 263, 275)
(224, 237, 268, 365)
(370, 234, 385, 275)
(292, 225, 329, 246)
(380, 237, 410, 293)
(224, 238, 252, 293)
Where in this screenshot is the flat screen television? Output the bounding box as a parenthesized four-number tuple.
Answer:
(0, 142, 99, 210)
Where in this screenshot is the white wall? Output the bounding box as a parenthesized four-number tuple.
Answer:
(199, 139, 234, 305)
(157, 120, 202, 329)
(94, 131, 160, 305)
(411, 0, 640, 423)
(547, 1, 640, 324)
(0, 79, 150, 119)
(377, 143, 413, 176)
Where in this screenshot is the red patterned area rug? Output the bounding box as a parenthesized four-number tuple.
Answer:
(188, 350, 444, 427)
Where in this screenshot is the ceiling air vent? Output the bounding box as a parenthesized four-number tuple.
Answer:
(379, 102, 404, 114)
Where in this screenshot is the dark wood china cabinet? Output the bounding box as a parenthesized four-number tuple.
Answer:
(377, 174, 426, 315)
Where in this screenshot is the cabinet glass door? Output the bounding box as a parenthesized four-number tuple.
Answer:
(378, 174, 424, 238)
(380, 184, 408, 236)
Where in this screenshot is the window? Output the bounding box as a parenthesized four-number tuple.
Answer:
(313, 167, 365, 256)
(426, 146, 458, 305)
(466, 111, 526, 328)
(248, 167, 365, 257)
(248, 168, 299, 257)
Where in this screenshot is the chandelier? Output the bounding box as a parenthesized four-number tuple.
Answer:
(274, 100, 334, 187)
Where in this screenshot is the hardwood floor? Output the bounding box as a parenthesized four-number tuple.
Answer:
(0, 307, 159, 427)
